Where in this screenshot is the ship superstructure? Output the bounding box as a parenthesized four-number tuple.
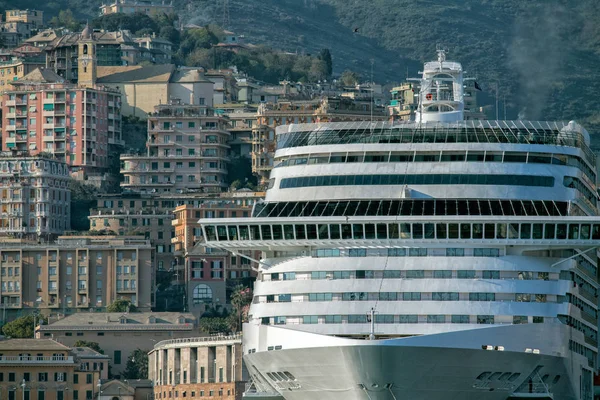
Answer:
(200, 50, 599, 400)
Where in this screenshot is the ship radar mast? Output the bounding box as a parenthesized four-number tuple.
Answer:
(414, 47, 464, 123)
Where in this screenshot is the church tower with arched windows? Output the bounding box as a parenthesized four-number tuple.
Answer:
(78, 23, 97, 87)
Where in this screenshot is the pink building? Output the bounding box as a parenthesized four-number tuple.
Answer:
(2, 70, 122, 175)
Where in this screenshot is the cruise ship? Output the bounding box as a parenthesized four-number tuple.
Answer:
(199, 50, 600, 400)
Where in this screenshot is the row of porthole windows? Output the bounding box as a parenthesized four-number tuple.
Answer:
(205, 222, 600, 242)
(265, 269, 553, 282)
(261, 315, 546, 325)
(278, 174, 555, 189)
(275, 150, 596, 184)
(261, 292, 553, 304)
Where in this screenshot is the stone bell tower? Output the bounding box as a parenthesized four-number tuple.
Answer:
(78, 23, 97, 87)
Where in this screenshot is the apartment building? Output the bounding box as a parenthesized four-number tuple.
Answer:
(171, 191, 263, 314)
(220, 105, 256, 158)
(2, 72, 122, 175)
(0, 339, 102, 400)
(0, 154, 70, 237)
(0, 58, 44, 94)
(252, 97, 387, 184)
(99, 0, 174, 16)
(148, 335, 245, 400)
(0, 236, 153, 315)
(5, 10, 44, 27)
(120, 101, 230, 194)
(133, 34, 172, 64)
(38, 312, 197, 376)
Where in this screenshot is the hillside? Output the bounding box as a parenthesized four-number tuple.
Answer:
(4, 0, 600, 147)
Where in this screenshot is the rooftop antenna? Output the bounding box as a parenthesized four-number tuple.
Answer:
(222, 0, 230, 30)
(436, 44, 448, 71)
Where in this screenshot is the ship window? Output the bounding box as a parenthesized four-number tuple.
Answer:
(205, 226, 216, 241)
(272, 225, 282, 240)
(400, 223, 411, 239)
(405, 269, 425, 279)
(482, 271, 500, 279)
(427, 315, 445, 323)
(532, 224, 543, 239)
(250, 225, 261, 240)
(457, 270, 475, 279)
(305, 224, 316, 239)
(513, 316, 528, 324)
(544, 224, 555, 239)
(496, 224, 507, 239)
(460, 223, 471, 239)
(283, 225, 294, 239)
(302, 316, 318, 324)
(317, 224, 328, 239)
(508, 223, 519, 239)
(446, 248, 464, 257)
(477, 315, 494, 324)
(593, 225, 600, 239)
(388, 248, 406, 257)
(261, 225, 272, 240)
(476, 372, 492, 380)
(399, 315, 418, 323)
(557, 224, 567, 239)
(217, 226, 228, 241)
(520, 224, 531, 239)
(377, 224, 387, 239)
(388, 224, 399, 239)
(436, 223, 447, 239)
(552, 375, 561, 384)
(448, 224, 459, 239)
(412, 223, 423, 239)
(325, 315, 342, 324)
(228, 226, 238, 240)
(295, 224, 306, 239)
(489, 372, 502, 380)
(451, 315, 470, 324)
(352, 224, 364, 239)
(433, 270, 452, 279)
(581, 224, 591, 240)
(341, 224, 352, 239)
(467, 152, 485, 162)
(329, 224, 340, 239)
(239, 225, 249, 240)
(569, 224, 580, 239)
(364, 224, 376, 239)
(484, 224, 495, 239)
(504, 153, 527, 163)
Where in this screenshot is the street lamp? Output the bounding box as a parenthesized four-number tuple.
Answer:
(96, 379, 102, 400)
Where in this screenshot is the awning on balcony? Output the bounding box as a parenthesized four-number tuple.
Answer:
(43, 104, 54, 111)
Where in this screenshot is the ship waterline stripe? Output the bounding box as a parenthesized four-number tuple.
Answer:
(278, 174, 555, 189)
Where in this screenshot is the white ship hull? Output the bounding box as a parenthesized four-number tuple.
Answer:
(243, 323, 591, 400)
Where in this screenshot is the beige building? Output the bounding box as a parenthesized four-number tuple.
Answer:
(99, 0, 174, 16)
(148, 335, 245, 400)
(0, 155, 70, 237)
(96, 66, 214, 119)
(0, 58, 45, 94)
(0, 339, 102, 400)
(5, 10, 43, 27)
(134, 34, 172, 64)
(120, 101, 229, 194)
(0, 235, 153, 315)
(38, 312, 197, 376)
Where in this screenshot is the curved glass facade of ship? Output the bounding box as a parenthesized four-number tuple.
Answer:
(200, 50, 599, 400)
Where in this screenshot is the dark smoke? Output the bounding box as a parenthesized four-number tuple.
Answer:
(508, 4, 571, 121)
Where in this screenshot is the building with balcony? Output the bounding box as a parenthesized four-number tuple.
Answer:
(133, 34, 172, 64)
(0, 154, 70, 237)
(1, 69, 123, 176)
(171, 191, 263, 314)
(148, 335, 245, 400)
(0, 235, 153, 316)
(39, 312, 197, 376)
(0, 339, 102, 400)
(219, 105, 256, 158)
(120, 101, 229, 194)
(99, 0, 174, 16)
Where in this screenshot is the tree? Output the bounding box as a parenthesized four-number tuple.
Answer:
(228, 285, 252, 333)
(124, 348, 148, 379)
(198, 317, 230, 335)
(309, 59, 328, 82)
(49, 10, 82, 31)
(2, 314, 47, 338)
(340, 70, 360, 86)
(73, 341, 104, 354)
(106, 299, 137, 313)
(318, 49, 333, 77)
